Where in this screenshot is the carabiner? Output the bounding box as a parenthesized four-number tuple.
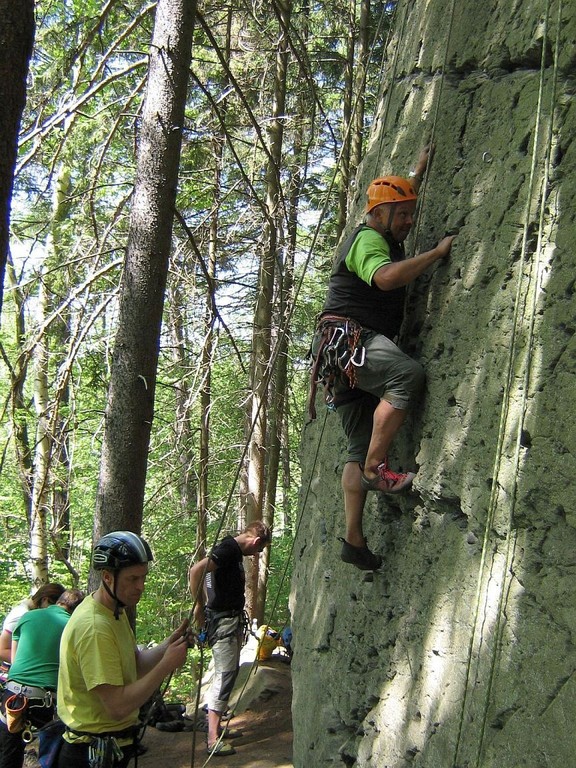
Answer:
(337, 349, 351, 370)
(350, 347, 365, 367)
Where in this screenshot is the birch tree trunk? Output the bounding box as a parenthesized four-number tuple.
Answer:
(29, 281, 50, 585)
(4, 255, 33, 518)
(94, 0, 196, 544)
(28, 165, 73, 585)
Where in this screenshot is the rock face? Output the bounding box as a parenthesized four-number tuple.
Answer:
(290, 1, 576, 766)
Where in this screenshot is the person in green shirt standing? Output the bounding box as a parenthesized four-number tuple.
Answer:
(0, 588, 85, 768)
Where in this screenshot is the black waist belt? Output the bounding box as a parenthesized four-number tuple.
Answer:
(205, 608, 242, 620)
(66, 725, 138, 740)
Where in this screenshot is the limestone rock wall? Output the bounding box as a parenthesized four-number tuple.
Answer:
(290, 1, 576, 766)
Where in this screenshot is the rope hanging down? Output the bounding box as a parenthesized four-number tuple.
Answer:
(181, 1, 455, 764)
(452, 0, 561, 763)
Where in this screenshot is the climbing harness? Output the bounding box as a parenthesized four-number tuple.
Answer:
(0, 685, 57, 745)
(65, 725, 140, 768)
(307, 314, 365, 420)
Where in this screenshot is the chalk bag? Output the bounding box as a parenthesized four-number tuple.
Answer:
(5, 693, 28, 734)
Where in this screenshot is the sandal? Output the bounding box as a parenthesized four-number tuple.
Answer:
(206, 741, 236, 756)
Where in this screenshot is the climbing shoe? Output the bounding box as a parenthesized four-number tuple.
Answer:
(339, 538, 383, 571)
(219, 727, 243, 739)
(207, 741, 236, 756)
(360, 460, 415, 494)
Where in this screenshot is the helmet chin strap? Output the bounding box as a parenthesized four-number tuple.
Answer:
(102, 573, 125, 620)
(386, 205, 395, 233)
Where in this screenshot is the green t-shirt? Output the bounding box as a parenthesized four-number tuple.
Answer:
(10, 604, 70, 690)
(58, 594, 138, 739)
(345, 227, 391, 284)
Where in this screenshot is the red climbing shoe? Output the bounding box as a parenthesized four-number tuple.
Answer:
(339, 538, 383, 571)
(360, 460, 415, 494)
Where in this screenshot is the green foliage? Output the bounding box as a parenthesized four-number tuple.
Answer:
(0, 0, 393, 645)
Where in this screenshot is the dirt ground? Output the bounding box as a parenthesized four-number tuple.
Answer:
(23, 657, 293, 768)
(139, 658, 293, 768)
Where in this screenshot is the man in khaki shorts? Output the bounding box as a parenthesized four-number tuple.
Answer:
(189, 521, 271, 757)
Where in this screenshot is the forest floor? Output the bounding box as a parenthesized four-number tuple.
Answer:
(139, 658, 293, 768)
(24, 656, 293, 768)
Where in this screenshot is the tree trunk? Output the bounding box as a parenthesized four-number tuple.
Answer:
(47, 166, 73, 564)
(242, 0, 291, 622)
(4, 255, 33, 519)
(167, 279, 197, 537)
(26, 163, 73, 585)
(94, 0, 196, 546)
(336, 0, 355, 242)
(196, 155, 220, 561)
(196, 7, 232, 561)
(0, 0, 34, 321)
(350, 0, 369, 178)
(29, 281, 50, 586)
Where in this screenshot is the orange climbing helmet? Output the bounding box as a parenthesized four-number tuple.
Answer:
(365, 176, 417, 213)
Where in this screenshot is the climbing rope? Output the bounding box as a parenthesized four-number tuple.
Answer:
(194, 411, 330, 767)
(189, 641, 205, 768)
(452, 0, 561, 764)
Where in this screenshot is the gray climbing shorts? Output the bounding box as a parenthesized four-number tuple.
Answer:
(335, 331, 425, 463)
(205, 616, 242, 713)
(352, 330, 425, 408)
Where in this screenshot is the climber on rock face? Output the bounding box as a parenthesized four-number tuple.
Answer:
(309, 145, 455, 571)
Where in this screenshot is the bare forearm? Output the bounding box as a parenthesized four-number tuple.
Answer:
(96, 659, 175, 721)
(374, 246, 445, 290)
(0, 632, 12, 663)
(97, 632, 190, 721)
(189, 570, 204, 605)
(189, 558, 213, 628)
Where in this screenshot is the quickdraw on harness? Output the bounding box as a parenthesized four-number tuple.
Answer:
(66, 725, 139, 768)
(307, 314, 365, 420)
